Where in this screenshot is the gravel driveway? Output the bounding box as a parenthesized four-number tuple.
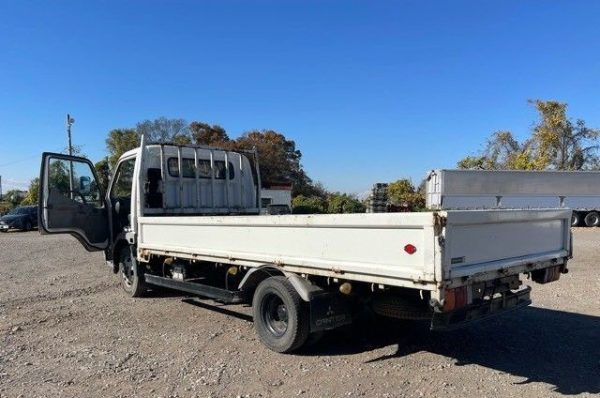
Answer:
(1, 229, 599, 398)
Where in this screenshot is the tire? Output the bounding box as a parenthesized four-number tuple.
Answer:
(371, 295, 432, 320)
(252, 276, 310, 353)
(584, 211, 600, 227)
(118, 245, 147, 297)
(571, 212, 582, 227)
(23, 221, 32, 231)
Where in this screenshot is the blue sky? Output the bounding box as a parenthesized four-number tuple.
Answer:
(1, 1, 600, 194)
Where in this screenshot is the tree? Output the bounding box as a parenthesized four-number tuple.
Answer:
(136, 117, 191, 144)
(459, 131, 540, 170)
(20, 178, 39, 205)
(229, 130, 319, 197)
(190, 122, 229, 146)
(48, 159, 71, 194)
(106, 128, 139, 166)
(327, 193, 365, 213)
(388, 179, 425, 210)
(94, 159, 111, 192)
(529, 100, 600, 170)
(458, 100, 600, 171)
(291, 195, 327, 214)
(104, 122, 324, 198)
(3, 189, 24, 207)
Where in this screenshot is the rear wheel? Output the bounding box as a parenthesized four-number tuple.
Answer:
(584, 211, 600, 227)
(252, 276, 309, 353)
(119, 245, 146, 297)
(571, 212, 582, 227)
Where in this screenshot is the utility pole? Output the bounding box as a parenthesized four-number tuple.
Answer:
(67, 114, 75, 196)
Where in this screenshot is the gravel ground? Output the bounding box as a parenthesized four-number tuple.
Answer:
(0, 229, 599, 398)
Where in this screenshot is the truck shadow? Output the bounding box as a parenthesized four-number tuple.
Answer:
(304, 307, 600, 395)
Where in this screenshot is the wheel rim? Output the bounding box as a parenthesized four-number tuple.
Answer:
(586, 213, 599, 226)
(121, 250, 135, 288)
(262, 293, 288, 337)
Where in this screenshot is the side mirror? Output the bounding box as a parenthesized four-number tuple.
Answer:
(79, 176, 91, 195)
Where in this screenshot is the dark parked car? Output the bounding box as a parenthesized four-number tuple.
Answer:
(0, 205, 38, 232)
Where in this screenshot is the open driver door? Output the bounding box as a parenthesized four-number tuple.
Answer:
(38, 153, 110, 251)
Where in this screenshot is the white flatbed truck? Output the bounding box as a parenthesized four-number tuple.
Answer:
(38, 139, 572, 352)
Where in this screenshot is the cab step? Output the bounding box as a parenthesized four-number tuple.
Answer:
(144, 274, 245, 304)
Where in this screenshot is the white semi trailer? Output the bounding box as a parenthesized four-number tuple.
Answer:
(426, 169, 600, 227)
(37, 140, 572, 353)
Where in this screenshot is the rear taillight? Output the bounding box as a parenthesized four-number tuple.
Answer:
(443, 286, 468, 311)
(404, 244, 417, 255)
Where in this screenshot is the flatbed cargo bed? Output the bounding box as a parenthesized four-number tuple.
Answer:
(137, 209, 571, 294)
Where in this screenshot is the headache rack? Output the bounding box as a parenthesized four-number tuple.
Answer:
(142, 143, 262, 216)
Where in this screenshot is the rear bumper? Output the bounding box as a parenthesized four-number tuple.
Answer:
(431, 286, 532, 331)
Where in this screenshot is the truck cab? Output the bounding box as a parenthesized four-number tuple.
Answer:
(38, 142, 261, 259)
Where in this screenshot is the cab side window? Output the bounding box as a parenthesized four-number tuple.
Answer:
(111, 158, 135, 199)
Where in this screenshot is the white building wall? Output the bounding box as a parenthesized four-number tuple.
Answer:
(261, 188, 292, 207)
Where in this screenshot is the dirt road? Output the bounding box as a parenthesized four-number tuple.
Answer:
(1, 229, 599, 397)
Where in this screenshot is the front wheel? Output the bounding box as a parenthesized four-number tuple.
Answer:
(252, 276, 309, 353)
(119, 245, 146, 297)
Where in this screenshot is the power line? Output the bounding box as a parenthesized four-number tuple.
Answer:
(0, 153, 42, 168)
(0, 146, 67, 168)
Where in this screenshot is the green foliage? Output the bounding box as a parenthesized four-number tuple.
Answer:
(190, 122, 229, 145)
(0, 201, 13, 215)
(291, 193, 366, 214)
(228, 130, 320, 197)
(20, 178, 39, 205)
(105, 120, 324, 198)
(530, 100, 600, 170)
(388, 179, 425, 210)
(136, 117, 190, 144)
(291, 195, 327, 214)
(94, 159, 111, 192)
(107, 118, 193, 166)
(2, 190, 24, 207)
(327, 193, 366, 213)
(48, 159, 71, 194)
(458, 100, 600, 170)
(106, 128, 139, 166)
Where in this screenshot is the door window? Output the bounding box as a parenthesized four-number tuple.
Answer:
(48, 158, 103, 208)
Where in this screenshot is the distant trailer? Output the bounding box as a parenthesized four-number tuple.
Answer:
(426, 169, 600, 227)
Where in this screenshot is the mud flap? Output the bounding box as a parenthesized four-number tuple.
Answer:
(309, 293, 352, 332)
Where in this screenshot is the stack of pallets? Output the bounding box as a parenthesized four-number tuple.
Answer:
(366, 183, 389, 213)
